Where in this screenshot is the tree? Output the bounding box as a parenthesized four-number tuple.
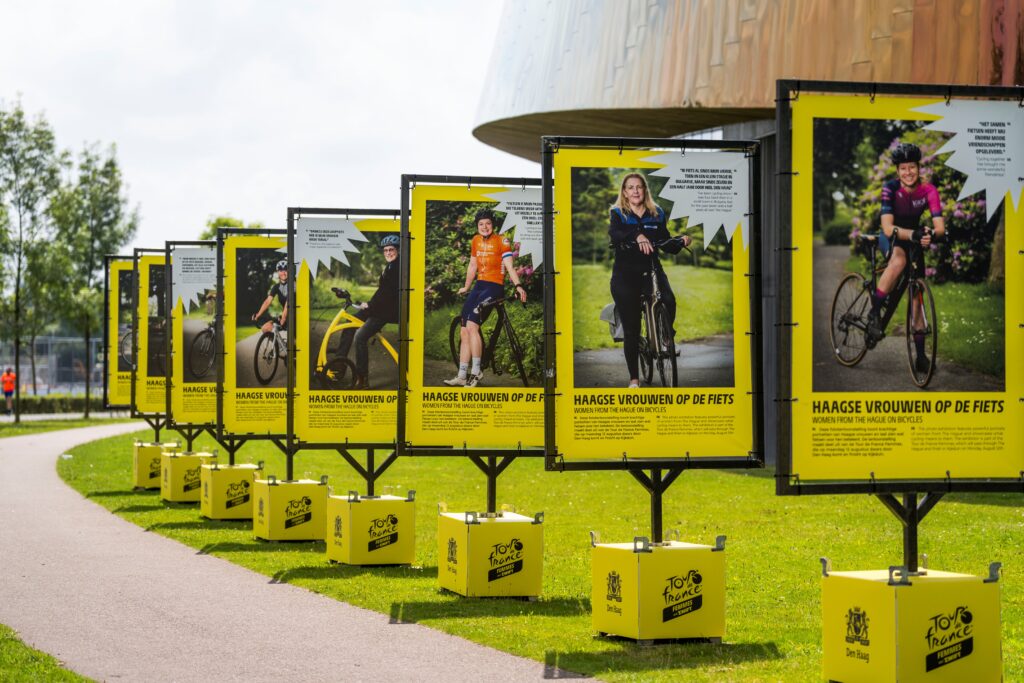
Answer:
(22, 239, 69, 393)
(0, 101, 64, 423)
(199, 215, 264, 240)
(51, 144, 138, 417)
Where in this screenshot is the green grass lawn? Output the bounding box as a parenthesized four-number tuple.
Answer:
(0, 624, 87, 682)
(58, 428, 1023, 681)
(572, 264, 733, 351)
(0, 418, 133, 439)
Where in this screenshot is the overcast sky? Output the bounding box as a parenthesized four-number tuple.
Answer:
(0, 0, 537, 251)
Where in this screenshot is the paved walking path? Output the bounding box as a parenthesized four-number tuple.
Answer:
(0, 424, 580, 681)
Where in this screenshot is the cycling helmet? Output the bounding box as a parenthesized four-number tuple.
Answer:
(891, 143, 922, 165)
(276, 259, 288, 271)
(379, 235, 400, 249)
(475, 209, 495, 225)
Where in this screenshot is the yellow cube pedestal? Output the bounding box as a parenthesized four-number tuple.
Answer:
(822, 563, 1002, 683)
(437, 510, 543, 597)
(591, 536, 726, 642)
(252, 477, 328, 541)
(160, 451, 217, 503)
(326, 491, 416, 565)
(132, 442, 179, 489)
(200, 463, 263, 520)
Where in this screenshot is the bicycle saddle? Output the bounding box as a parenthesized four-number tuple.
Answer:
(331, 287, 351, 299)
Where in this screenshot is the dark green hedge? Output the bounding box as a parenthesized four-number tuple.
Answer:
(13, 394, 107, 414)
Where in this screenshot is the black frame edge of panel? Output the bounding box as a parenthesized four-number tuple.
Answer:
(541, 135, 765, 473)
(214, 227, 291, 445)
(773, 77, 1024, 495)
(102, 254, 134, 410)
(397, 174, 546, 458)
(286, 207, 402, 454)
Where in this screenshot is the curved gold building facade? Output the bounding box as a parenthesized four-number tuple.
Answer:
(475, 0, 1024, 160)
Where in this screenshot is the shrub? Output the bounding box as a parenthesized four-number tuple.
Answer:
(822, 218, 852, 245)
(14, 394, 106, 414)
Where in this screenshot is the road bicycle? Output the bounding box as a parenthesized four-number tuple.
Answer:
(614, 236, 689, 388)
(314, 287, 398, 389)
(253, 318, 288, 385)
(448, 287, 530, 387)
(188, 320, 217, 379)
(828, 233, 937, 388)
(119, 330, 134, 369)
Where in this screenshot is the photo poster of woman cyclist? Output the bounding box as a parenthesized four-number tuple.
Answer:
(787, 91, 1024, 484)
(401, 183, 544, 451)
(104, 256, 134, 408)
(219, 232, 288, 437)
(132, 252, 168, 416)
(291, 214, 401, 446)
(548, 145, 755, 462)
(167, 243, 218, 428)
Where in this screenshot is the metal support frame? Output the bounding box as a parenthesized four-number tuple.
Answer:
(631, 468, 684, 543)
(876, 492, 944, 573)
(142, 415, 166, 442)
(336, 448, 399, 497)
(468, 454, 518, 514)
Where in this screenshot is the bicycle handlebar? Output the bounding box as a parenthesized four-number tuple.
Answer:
(614, 235, 692, 256)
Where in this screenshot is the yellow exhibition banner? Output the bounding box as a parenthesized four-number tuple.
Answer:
(403, 184, 544, 450)
(105, 257, 134, 408)
(221, 234, 288, 436)
(168, 245, 218, 427)
(293, 216, 401, 445)
(551, 147, 755, 460)
(133, 253, 167, 415)
(789, 93, 1024, 481)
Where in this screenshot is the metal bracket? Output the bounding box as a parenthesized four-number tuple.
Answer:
(632, 536, 652, 553)
(267, 474, 277, 486)
(406, 489, 416, 502)
(320, 475, 328, 485)
(820, 557, 831, 577)
(888, 565, 912, 586)
(348, 490, 361, 503)
(533, 512, 544, 525)
(984, 562, 1002, 583)
(437, 501, 448, 514)
(713, 535, 727, 552)
(589, 530, 600, 547)
(464, 511, 480, 525)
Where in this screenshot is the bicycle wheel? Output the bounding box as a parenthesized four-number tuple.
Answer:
(119, 332, 134, 367)
(829, 273, 871, 367)
(322, 356, 357, 389)
(653, 303, 677, 387)
(502, 319, 530, 387)
(253, 332, 278, 385)
(905, 278, 937, 388)
(189, 328, 216, 379)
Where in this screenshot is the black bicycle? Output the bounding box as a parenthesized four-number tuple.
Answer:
(448, 288, 530, 387)
(253, 318, 287, 386)
(616, 236, 689, 387)
(188, 320, 217, 379)
(829, 234, 937, 388)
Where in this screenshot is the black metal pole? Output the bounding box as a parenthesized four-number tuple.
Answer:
(366, 449, 375, 496)
(904, 492, 919, 573)
(487, 455, 498, 514)
(651, 469, 663, 543)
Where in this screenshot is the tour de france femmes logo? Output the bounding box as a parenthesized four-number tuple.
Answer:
(367, 514, 399, 552)
(661, 569, 703, 622)
(606, 571, 623, 615)
(183, 466, 201, 492)
(924, 605, 975, 672)
(149, 457, 161, 480)
(284, 496, 313, 528)
(487, 538, 525, 582)
(224, 480, 250, 509)
(845, 607, 870, 646)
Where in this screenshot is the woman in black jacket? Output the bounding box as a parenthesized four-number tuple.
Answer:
(337, 235, 400, 389)
(608, 172, 691, 388)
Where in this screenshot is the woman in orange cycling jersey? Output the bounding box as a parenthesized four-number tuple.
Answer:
(445, 210, 526, 387)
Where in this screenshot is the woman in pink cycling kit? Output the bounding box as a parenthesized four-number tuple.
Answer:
(867, 142, 945, 372)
